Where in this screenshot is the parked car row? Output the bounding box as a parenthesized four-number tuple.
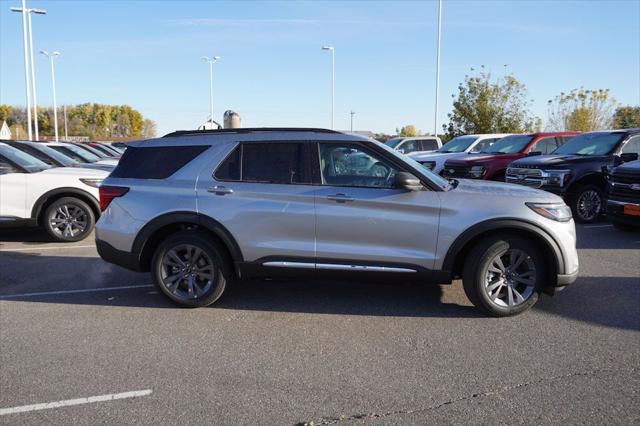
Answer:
(0, 140, 124, 241)
(408, 129, 640, 226)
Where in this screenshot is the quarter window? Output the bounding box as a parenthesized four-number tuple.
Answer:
(319, 143, 399, 188)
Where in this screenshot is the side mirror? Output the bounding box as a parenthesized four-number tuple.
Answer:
(527, 151, 543, 156)
(394, 172, 422, 191)
(619, 152, 639, 163)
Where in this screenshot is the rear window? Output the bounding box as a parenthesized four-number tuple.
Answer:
(111, 145, 209, 179)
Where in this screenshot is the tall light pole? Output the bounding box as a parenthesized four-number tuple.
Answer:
(322, 45, 335, 130)
(434, 0, 442, 136)
(202, 56, 220, 128)
(41, 50, 60, 142)
(350, 110, 355, 132)
(11, 1, 32, 140)
(27, 7, 46, 140)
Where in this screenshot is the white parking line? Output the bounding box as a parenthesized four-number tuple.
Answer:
(0, 245, 95, 252)
(0, 284, 154, 299)
(0, 389, 152, 416)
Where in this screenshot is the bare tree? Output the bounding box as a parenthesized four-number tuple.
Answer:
(546, 88, 616, 131)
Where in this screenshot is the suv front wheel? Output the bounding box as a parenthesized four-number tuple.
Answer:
(570, 184, 604, 223)
(462, 235, 545, 317)
(151, 231, 228, 307)
(44, 197, 95, 242)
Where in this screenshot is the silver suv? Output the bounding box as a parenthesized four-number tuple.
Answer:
(95, 128, 579, 317)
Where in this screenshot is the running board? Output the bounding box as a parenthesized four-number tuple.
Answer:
(262, 261, 417, 273)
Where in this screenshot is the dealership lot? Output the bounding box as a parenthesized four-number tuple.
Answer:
(0, 224, 638, 424)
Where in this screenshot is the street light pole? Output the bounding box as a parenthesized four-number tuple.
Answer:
(350, 110, 355, 132)
(202, 56, 220, 128)
(11, 1, 32, 140)
(27, 8, 46, 140)
(41, 50, 60, 142)
(434, 0, 442, 136)
(322, 45, 335, 130)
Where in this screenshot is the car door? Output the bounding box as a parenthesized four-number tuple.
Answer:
(196, 141, 317, 263)
(0, 155, 28, 219)
(314, 142, 441, 271)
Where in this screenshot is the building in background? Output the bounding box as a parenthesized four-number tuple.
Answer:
(0, 121, 11, 140)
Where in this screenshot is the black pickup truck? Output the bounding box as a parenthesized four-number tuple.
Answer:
(506, 129, 640, 223)
(607, 159, 640, 231)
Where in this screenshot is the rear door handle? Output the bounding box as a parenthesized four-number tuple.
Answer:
(207, 186, 234, 195)
(326, 193, 354, 203)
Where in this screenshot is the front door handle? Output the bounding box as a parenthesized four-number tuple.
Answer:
(207, 186, 234, 195)
(327, 193, 354, 203)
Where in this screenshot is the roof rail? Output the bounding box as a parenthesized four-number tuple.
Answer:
(162, 127, 341, 138)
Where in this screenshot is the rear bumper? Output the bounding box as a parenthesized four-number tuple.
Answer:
(96, 238, 144, 272)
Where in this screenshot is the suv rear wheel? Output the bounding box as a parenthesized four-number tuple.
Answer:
(151, 231, 228, 307)
(462, 235, 545, 317)
(570, 184, 603, 223)
(43, 197, 95, 242)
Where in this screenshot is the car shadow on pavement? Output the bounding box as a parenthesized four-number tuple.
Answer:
(575, 224, 640, 249)
(0, 251, 481, 318)
(534, 276, 640, 332)
(0, 228, 57, 243)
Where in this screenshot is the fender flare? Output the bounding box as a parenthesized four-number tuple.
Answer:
(441, 218, 566, 275)
(31, 187, 100, 223)
(132, 211, 244, 263)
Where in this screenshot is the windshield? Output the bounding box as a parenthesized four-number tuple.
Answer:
(437, 135, 479, 153)
(74, 143, 109, 158)
(54, 144, 101, 162)
(0, 144, 50, 172)
(377, 141, 452, 190)
(551, 132, 624, 156)
(482, 135, 534, 154)
(32, 144, 79, 166)
(384, 138, 404, 149)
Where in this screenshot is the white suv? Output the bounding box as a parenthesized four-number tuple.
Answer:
(384, 136, 442, 156)
(0, 143, 108, 242)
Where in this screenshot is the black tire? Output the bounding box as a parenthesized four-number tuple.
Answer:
(43, 197, 95, 242)
(569, 184, 604, 223)
(462, 235, 545, 317)
(151, 231, 230, 307)
(611, 219, 638, 232)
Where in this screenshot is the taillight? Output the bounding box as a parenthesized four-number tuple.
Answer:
(99, 185, 129, 211)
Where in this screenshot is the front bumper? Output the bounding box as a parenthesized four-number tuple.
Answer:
(607, 199, 640, 226)
(557, 269, 579, 286)
(96, 238, 144, 272)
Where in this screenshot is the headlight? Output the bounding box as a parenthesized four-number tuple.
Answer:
(79, 178, 103, 188)
(421, 161, 436, 171)
(469, 165, 485, 178)
(541, 169, 571, 187)
(526, 202, 572, 222)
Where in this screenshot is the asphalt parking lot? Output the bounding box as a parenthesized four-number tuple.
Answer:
(0, 223, 638, 425)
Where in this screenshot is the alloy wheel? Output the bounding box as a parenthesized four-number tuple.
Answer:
(49, 204, 88, 239)
(484, 248, 536, 308)
(576, 189, 602, 222)
(160, 244, 216, 300)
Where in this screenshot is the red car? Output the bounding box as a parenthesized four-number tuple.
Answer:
(441, 132, 580, 181)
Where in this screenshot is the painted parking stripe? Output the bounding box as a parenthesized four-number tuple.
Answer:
(0, 284, 154, 299)
(0, 245, 95, 252)
(0, 389, 152, 416)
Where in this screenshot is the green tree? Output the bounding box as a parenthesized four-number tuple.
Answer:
(399, 125, 417, 137)
(546, 88, 616, 131)
(612, 106, 640, 129)
(141, 119, 157, 138)
(444, 68, 539, 138)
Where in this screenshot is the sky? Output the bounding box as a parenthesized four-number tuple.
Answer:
(1, 0, 639, 136)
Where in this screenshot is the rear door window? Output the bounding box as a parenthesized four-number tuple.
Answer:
(399, 140, 420, 154)
(214, 142, 315, 184)
(419, 139, 439, 151)
(530, 137, 559, 154)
